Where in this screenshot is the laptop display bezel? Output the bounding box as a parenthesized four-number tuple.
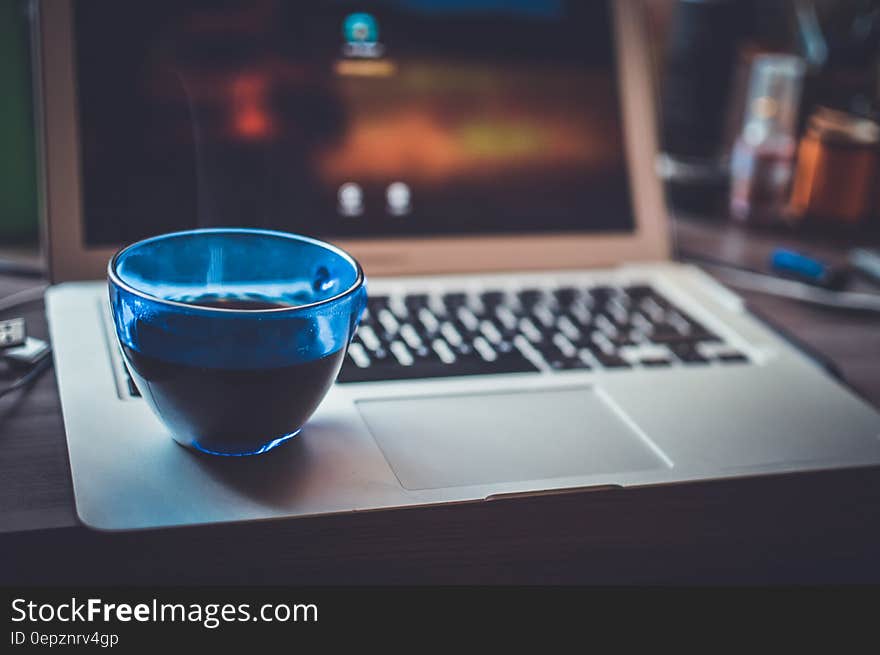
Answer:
(35, 0, 669, 282)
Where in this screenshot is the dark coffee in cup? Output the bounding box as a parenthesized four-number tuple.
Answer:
(124, 345, 345, 456)
(124, 292, 346, 455)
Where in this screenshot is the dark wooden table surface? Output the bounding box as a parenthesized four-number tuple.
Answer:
(2, 217, 880, 584)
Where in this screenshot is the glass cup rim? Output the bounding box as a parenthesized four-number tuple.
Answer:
(108, 227, 365, 315)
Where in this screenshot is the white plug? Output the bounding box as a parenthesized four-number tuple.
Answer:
(0, 318, 26, 349)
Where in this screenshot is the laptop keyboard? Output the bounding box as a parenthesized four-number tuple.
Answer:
(337, 283, 748, 383)
(116, 282, 748, 396)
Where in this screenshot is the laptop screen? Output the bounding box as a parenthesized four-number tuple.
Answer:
(73, 0, 635, 246)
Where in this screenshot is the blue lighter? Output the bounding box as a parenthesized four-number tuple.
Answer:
(770, 248, 849, 289)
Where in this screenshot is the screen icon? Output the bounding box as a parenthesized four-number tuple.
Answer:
(338, 183, 364, 217)
(343, 13, 384, 58)
(386, 182, 411, 216)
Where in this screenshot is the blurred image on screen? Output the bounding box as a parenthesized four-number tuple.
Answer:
(73, 0, 634, 245)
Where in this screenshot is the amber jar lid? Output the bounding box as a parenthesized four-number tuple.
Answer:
(806, 107, 880, 146)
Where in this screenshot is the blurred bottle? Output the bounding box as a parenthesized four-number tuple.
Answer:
(729, 54, 806, 225)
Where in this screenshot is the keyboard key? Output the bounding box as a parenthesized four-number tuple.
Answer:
(486, 315, 518, 340)
(440, 321, 464, 348)
(517, 289, 545, 307)
(559, 358, 592, 370)
(647, 324, 691, 345)
(518, 318, 543, 343)
(531, 304, 556, 328)
(417, 307, 440, 334)
(594, 314, 618, 337)
(568, 304, 592, 326)
(479, 320, 503, 345)
(665, 311, 692, 334)
(337, 350, 539, 383)
(456, 306, 480, 332)
(606, 297, 631, 321)
(356, 324, 382, 351)
(348, 342, 371, 368)
(404, 294, 429, 310)
(640, 358, 671, 367)
(472, 336, 498, 362)
(689, 324, 721, 343)
(431, 338, 456, 364)
(588, 286, 616, 305)
(605, 330, 636, 348)
(367, 296, 389, 313)
(388, 298, 410, 320)
(696, 341, 743, 360)
(556, 315, 581, 341)
(585, 330, 614, 352)
(619, 343, 671, 366)
(553, 287, 579, 306)
(377, 309, 400, 335)
(495, 305, 519, 331)
(389, 341, 414, 366)
(623, 285, 654, 299)
(480, 291, 507, 307)
(630, 311, 652, 331)
(399, 324, 423, 350)
(585, 348, 630, 369)
(668, 343, 709, 364)
(639, 297, 666, 322)
(552, 333, 578, 358)
(443, 292, 468, 308)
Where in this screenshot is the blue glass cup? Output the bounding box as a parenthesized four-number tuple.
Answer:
(108, 228, 367, 456)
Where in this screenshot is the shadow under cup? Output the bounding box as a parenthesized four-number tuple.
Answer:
(108, 228, 367, 456)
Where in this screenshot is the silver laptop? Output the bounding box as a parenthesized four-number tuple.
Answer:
(35, 0, 880, 531)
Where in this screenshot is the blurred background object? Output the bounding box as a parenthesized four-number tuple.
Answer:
(0, 0, 38, 246)
(729, 54, 805, 226)
(654, 0, 743, 217)
(4, 0, 879, 249)
(810, 0, 880, 118)
(648, 0, 880, 230)
(789, 106, 879, 225)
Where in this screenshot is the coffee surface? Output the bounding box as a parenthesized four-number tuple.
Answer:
(177, 295, 296, 311)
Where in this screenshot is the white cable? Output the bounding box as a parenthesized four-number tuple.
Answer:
(0, 285, 47, 314)
(704, 265, 880, 313)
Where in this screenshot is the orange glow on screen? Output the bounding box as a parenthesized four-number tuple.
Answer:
(230, 73, 275, 141)
(317, 63, 620, 184)
(334, 59, 397, 78)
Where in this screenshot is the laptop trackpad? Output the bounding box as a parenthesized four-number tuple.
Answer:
(356, 386, 669, 491)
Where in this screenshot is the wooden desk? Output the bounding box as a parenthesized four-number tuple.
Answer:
(2, 218, 880, 584)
